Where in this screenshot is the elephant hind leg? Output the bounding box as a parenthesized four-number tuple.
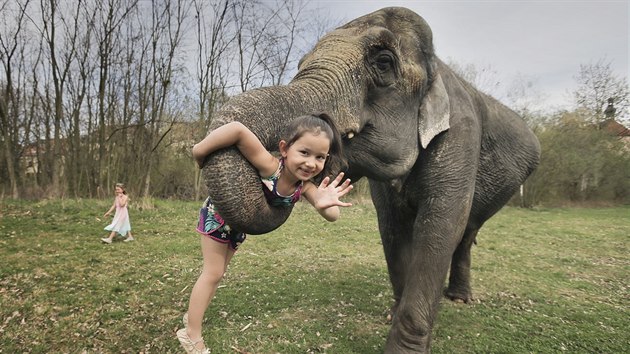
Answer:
(444, 227, 479, 303)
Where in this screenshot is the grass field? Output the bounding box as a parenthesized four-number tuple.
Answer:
(1, 199, 628, 353)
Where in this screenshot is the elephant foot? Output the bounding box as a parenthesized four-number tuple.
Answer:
(385, 318, 431, 354)
(444, 287, 473, 304)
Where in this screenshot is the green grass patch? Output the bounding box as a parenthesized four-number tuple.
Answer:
(1, 200, 628, 353)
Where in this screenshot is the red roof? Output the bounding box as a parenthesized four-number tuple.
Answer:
(600, 119, 630, 137)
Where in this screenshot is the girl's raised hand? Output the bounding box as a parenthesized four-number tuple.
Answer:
(314, 172, 353, 209)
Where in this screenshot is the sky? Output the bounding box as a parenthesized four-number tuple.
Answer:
(308, 0, 629, 115)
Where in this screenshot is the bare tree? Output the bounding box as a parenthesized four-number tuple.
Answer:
(36, 0, 101, 197)
(25, 42, 45, 191)
(230, 0, 312, 91)
(134, 0, 191, 199)
(0, 0, 33, 199)
(258, 0, 307, 85)
(192, 0, 233, 199)
(231, 0, 265, 92)
(64, 0, 96, 197)
(92, 0, 138, 194)
(41, 0, 68, 196)
(194, 0, 231, 123)
(446, 58, 502, 98)
(574, 58, 629, 125)
(0, 0, 334, 199)
(505, 73, 545, 128)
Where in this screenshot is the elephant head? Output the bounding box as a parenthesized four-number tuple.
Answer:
(204, 7, 449, 234)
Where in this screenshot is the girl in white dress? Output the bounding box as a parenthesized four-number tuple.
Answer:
(101, 183, 134, 243)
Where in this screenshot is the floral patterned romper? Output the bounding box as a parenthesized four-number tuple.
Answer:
(196, 159, 303, 250)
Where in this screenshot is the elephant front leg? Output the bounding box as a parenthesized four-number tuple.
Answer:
(385, 216, 468, 353)
(384, 171, 475, 351)
(385, 249, 453, 352)
(370, 181, 415, 323)
(381, 227, 413, 324)
(445, 228, 479, 303)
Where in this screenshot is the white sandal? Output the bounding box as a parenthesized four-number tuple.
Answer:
(176, 328, 209, 354)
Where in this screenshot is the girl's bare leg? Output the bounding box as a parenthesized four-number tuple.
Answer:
(101, 231, 118, 244)
(185, 236, 235, 349)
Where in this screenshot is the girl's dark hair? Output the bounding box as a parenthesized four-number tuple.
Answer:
(280, 113, 344, 181)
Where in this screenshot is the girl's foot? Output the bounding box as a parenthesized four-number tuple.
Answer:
(176, 328, 209, 354)
(101, 238, 112, 244)
(123, 236, 134, 242)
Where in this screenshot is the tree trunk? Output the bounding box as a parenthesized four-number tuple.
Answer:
(0, 97, 19, 199)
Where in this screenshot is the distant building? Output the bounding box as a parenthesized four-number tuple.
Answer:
(599, 98, 630, 148)
(21, 144, 39, 176)
(599, 118, 630, 151)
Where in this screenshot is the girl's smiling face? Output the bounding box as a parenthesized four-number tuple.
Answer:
(115, 186, 124, 195)
(280, 131, 331, 182)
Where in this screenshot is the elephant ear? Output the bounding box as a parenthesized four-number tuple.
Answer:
(418, 73, 450, 149)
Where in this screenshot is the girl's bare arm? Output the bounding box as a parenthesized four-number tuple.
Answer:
(192, 122, 278, 176)
(104, 202, 116, 217)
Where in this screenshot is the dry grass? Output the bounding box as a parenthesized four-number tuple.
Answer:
(1, 199, 628, 353)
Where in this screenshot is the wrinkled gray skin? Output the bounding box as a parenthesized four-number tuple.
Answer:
(203, 7, 540, 353)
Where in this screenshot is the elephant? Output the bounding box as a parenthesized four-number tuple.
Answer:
(201, 7, 540, 353)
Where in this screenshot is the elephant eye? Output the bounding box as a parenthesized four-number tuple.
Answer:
(369, 49, 397, 87)
(375, 53, 394, 71)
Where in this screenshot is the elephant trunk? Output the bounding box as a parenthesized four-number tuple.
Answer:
(202, 81, 358, 234)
